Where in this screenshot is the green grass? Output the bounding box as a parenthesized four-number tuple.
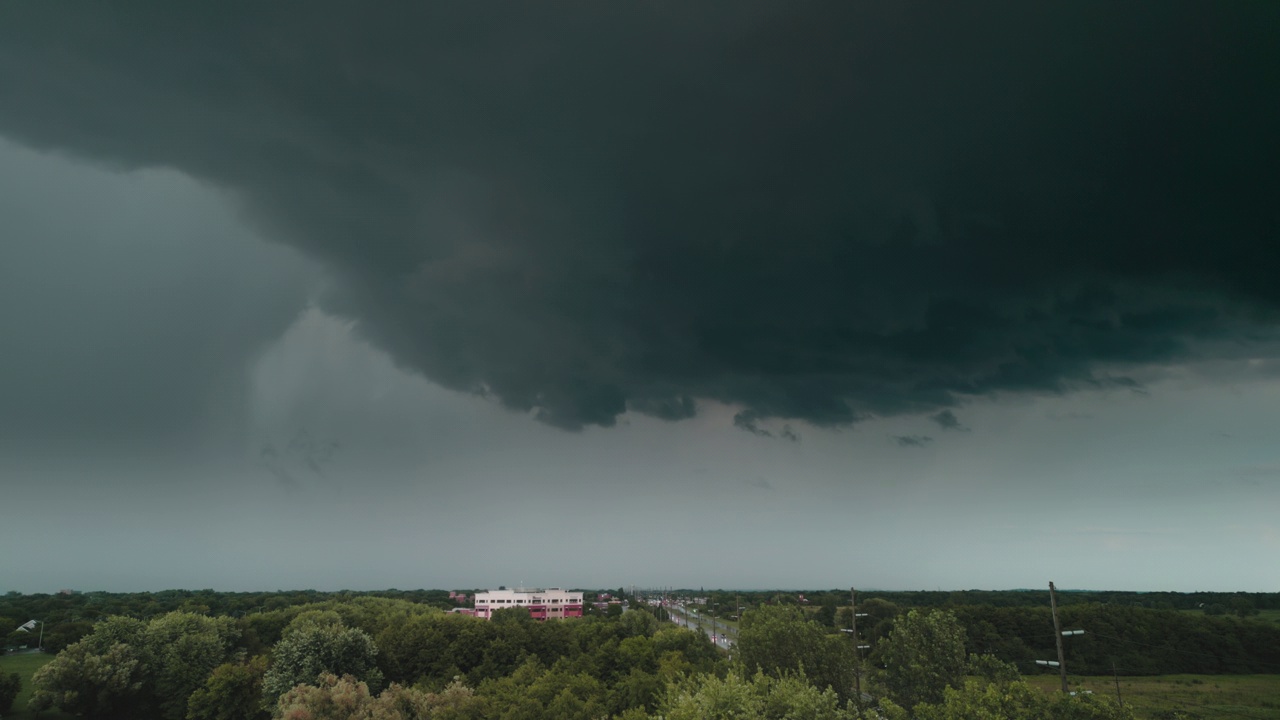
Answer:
(0, 652, 74, 720)
(1025, 673, 1280, 719)
(1255, 608, 1280, 626)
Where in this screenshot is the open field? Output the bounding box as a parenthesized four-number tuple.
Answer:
(1255, 608, 1280, 626)
(1025, 673, 1280, 719)
(0, 652, 74, 720)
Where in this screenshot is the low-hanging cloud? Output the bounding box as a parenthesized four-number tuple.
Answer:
(930, 410, 968, 432)
(2, 1, 1277, 432)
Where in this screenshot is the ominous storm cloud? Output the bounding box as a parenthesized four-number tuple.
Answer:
(2, 1, 1277, 431)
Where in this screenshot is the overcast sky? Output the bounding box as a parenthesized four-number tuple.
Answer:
(2, 2, 1278, 594)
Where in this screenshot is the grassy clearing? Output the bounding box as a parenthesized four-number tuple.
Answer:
(1025, 673, 1280, 719)
(0, 652, 74, 720)
(1255, 608, 1280, 626)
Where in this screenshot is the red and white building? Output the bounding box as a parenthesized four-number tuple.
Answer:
(473, 587, 584, 620)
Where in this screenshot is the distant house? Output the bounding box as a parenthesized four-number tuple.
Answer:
(473, 587, 583, 620)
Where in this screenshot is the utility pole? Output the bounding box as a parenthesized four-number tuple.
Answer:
(1112, 661, 1123, 707)
(1049, 582, 1068, 694)
(850, 588, 861, 705)
(711, 594, 717, 646)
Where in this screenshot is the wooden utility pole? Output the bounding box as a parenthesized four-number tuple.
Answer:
(1112, 661, 1123, 707)
(1049, 582, 1068, 694)
(850, 587, 861, 706)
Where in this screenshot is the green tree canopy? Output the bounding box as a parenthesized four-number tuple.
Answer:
(656, 669, 856, 720)
(737, 604, 855, 703)
(262, 616, 383, 705)
(28, 612, 239, 720)
(875, 609, 967, 710)
(187, 656, 270, 720)
(0, 671, 20, 716)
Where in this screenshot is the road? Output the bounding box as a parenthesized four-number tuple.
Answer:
(661, 602, 736, 650)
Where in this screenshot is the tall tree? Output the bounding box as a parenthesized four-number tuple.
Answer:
(0, 672, 20, 716)
(27, 612, 240, 720)
(187, 656, 270, 720)
(876, 609, 967, 711)
(736, 605, 855, 702)
(262, 617, 383, 705)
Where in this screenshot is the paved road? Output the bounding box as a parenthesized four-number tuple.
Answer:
(662, 603, 735, 650)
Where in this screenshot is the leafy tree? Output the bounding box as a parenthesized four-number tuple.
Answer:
(187, 656, 270, 720)
(146, 612, 241, 720)
(737, 604, 855, 702)
(27, 612, 239, 720)
(966, 653, 1021, 685)
(275, 673, 374, 720)
(28, 639, 148, 719)
(876, 609, 967, 710)
(472, 657, 608, 720)
(0, 671, 20, 715)
(262, 618, 383, 705)
(910, 678, 1133, 720)
(43, 620, 95, 653)
(656, 669, 855, 720)
(655, 670, 761, 719)
(816, 596, 837, 627)
(273, 672, 481, 720)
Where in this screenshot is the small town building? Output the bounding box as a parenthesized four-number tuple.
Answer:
(473, 587, 584, 620)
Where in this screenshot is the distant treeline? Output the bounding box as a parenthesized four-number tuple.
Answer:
(1, 589, 466, 652)
(12, 595, 1134, 720)
(664, 588, 1280, 612)
(6, 588, 1280, 677)
(853, 589, 1280, 612)
(1, 588, 621, 653)
(660, 588, 1280, 676)
(951, 603, 1280, 675)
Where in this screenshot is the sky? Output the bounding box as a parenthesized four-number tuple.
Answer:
(2, 1, 1279, 593)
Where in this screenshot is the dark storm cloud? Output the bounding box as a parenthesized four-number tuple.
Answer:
(0, 140, 313, 457)
(2, 1, 1278, 431)
(893, 435, 933, 448)
(732, 410, 800, 443)
(930, 410, 967, 432)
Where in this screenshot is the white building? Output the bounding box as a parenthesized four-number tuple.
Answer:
(473, 587, 584, 620)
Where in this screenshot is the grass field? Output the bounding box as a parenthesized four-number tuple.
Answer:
(1255, 608, 1280, 626)
(1025, 673, 1280, 719)
(0, 652, 73, 720)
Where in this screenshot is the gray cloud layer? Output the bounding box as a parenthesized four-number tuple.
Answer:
(2, 1, 1277, 431)
(0, 140, 314, 457)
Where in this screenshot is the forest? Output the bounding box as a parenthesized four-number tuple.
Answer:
(1, 588, 1277, 719)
